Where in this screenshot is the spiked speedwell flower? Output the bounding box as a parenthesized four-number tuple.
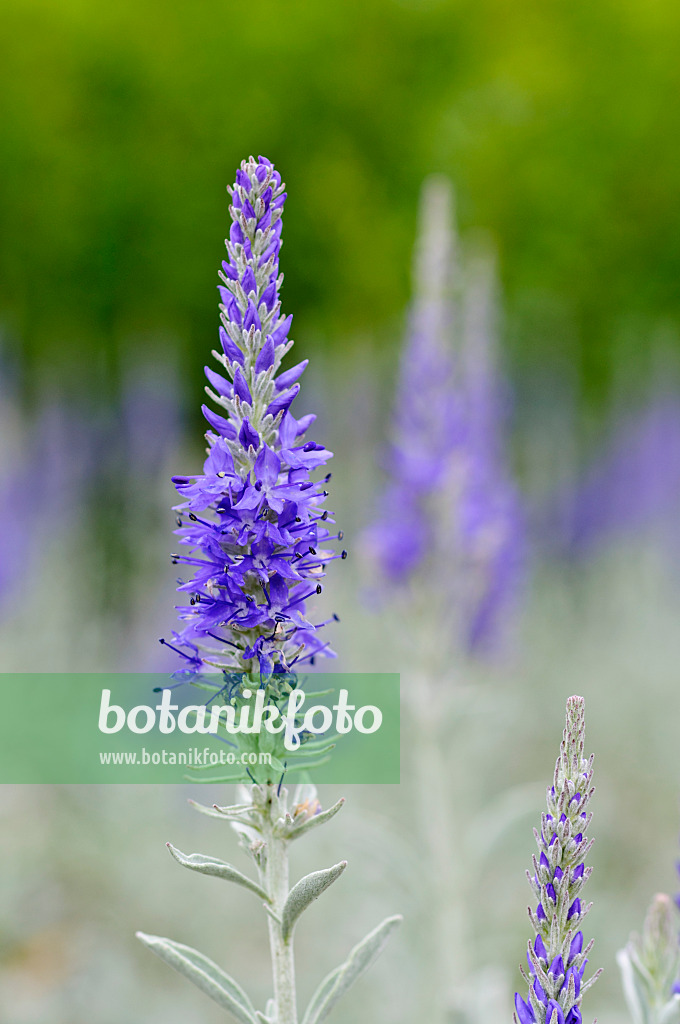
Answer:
(514, 696, 600, 1024)
(164, 156, 341, 682)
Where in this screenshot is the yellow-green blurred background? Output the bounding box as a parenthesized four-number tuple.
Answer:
(3, 0, 680, 401)
(2, 2, 680, 1023)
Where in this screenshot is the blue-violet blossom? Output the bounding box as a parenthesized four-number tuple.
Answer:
(365, 179, 524, 654)
(162, 156, 342, 681)
(514, 695, 600, 1024)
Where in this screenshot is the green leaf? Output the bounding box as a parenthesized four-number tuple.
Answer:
(301, 915, 402, 1024)
(166, 843, 269, 901)
(187, 799, 250, 822)
(281, 862, 347, 941)
(136, 932, 257, 1024)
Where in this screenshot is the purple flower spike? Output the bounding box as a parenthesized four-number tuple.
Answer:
(514, 697, 599, 1024)
(164, 157, 340, 680)
(363, 177, 524, 656)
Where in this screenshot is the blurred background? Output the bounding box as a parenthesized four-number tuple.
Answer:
(2, 0, 680, 1022)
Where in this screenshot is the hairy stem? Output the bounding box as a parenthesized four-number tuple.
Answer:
(262, 786, 297, 1024)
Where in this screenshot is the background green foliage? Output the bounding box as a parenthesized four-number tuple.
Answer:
(2, 0, 680, 404)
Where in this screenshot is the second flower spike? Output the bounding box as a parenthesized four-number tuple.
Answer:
(514, 696, 601, 1024)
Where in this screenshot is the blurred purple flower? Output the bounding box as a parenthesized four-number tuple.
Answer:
(122, 357, 183, 482)
(163, 156, 341, 678)
(0, 399, 85, 610)
(545, 397, 680, 559)
(515, 696, 599, 1024)
(364, 180, 524, 654)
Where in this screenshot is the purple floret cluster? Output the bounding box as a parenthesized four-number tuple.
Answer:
(515, 696, 599, 1024)
(163, 156, 342, 680)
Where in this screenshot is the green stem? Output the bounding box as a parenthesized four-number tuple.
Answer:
(262, 786, 298, 1024)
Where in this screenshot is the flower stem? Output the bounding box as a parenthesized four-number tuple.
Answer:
(262, 786, 298, 1024)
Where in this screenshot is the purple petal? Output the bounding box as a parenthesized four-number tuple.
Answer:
(260, 281, 277, 310)
(232, 485, 262, 511)
(204, 366, 233, 398)
(266, 383, 299, 419)
(202, 404, 236, 439)
(567, 898, 581, 920)
(514, 993, 535, 1024)
(233, 366, 253, 404)
(255, 445, 281, 489)
(295, 413, 316, 435)
(275, 359, 308, 391)
(255, 337, 275, 373)
(238, 418, 259, 450)
(241, 267, 257, 295)
(270, 314, 293, 347)
(279, 412, 297, 449)
(269, 574, 289, 608)
(532, 978, 546, 1004)
(546, 1000, 565, 1024)
(568, 932, 583, 964)
(219, 326, 244, 365)
(243, 300, 261, 332)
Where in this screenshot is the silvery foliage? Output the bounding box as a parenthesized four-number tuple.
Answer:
(137, 783, 401, 1024)
(618, 894, 680, 1024)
